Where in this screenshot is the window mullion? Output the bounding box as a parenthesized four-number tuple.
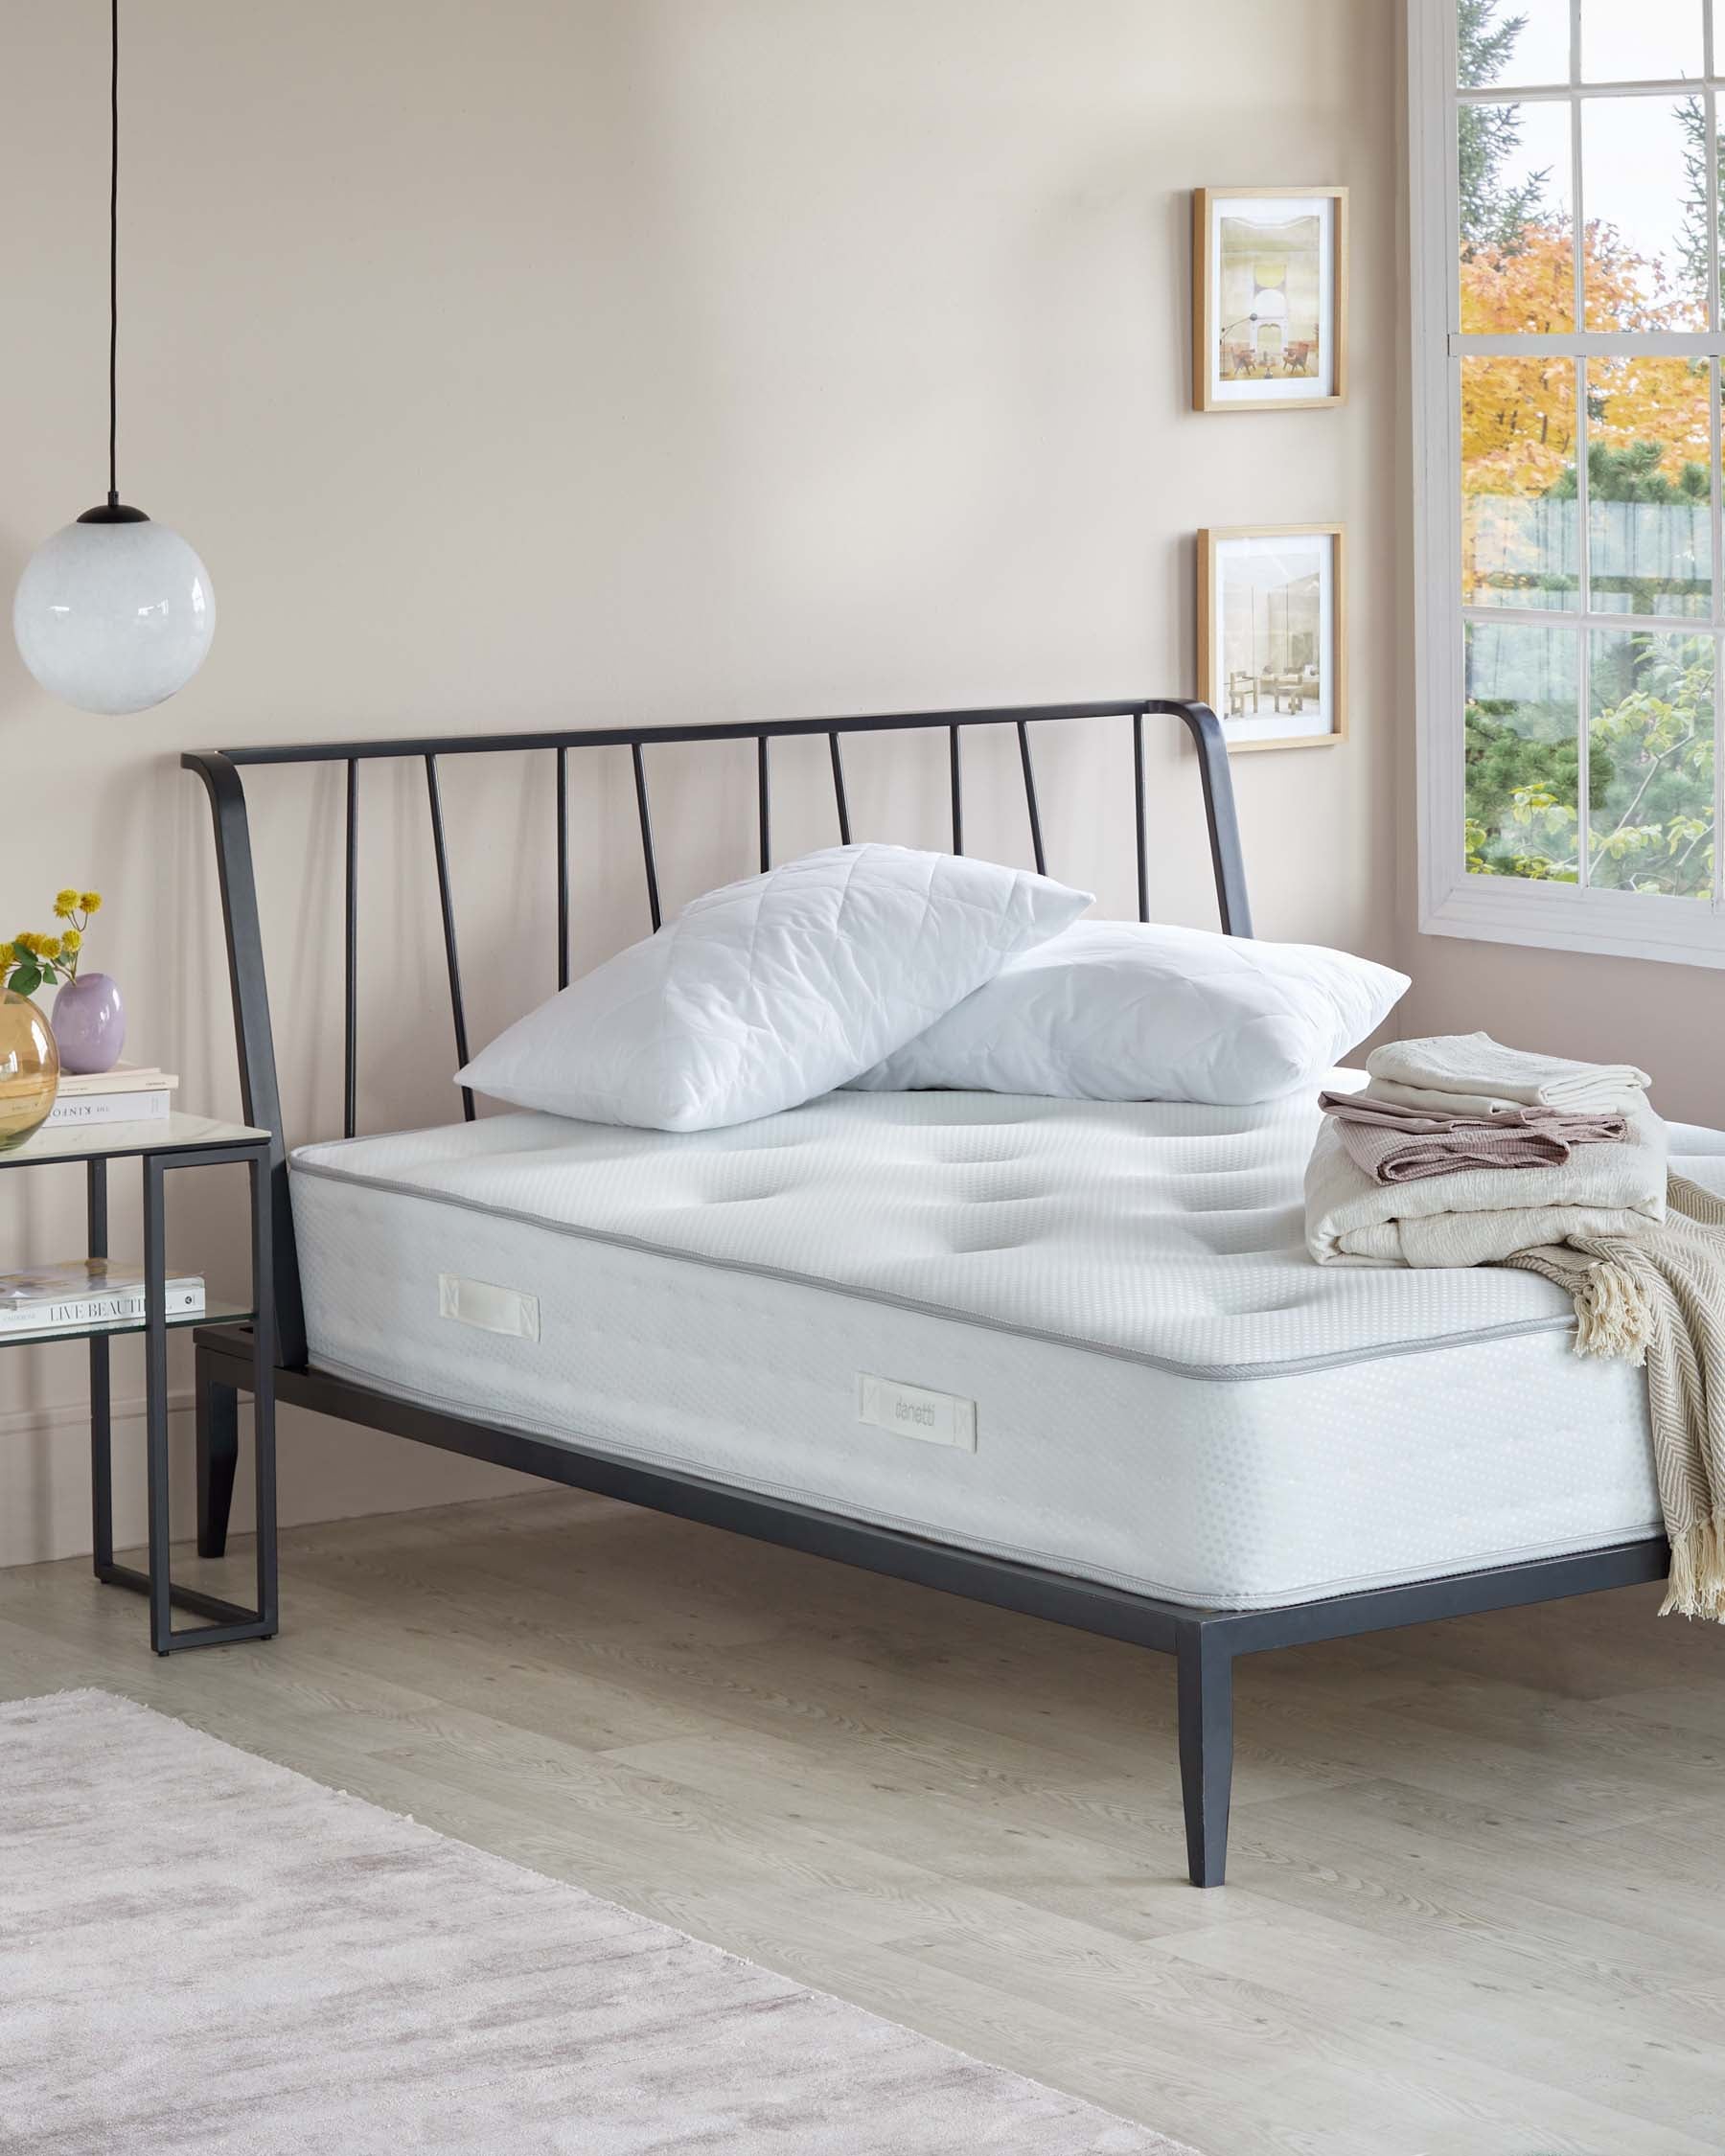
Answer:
(1568, 5, 1587, 895)
(1576, 355, 1591, 623)
(1457, 77, 1725, 102)
(1709, 80, 1721, 340)
(1568, 24, 1584, 334)
(1713, 355, 1724, 640)
(1716, 358, 1725, 911)
(1450, 333, 1725, 355)
(1576, 607, 1592, 892)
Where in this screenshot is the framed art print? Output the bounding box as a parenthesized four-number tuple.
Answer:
(1192, 187, 1347, 411)
(1197, 524, 1346, 752)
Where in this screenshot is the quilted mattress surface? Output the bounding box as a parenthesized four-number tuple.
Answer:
(289, 1087, 1725, 1608)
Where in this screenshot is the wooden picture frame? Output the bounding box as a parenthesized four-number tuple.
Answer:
(1198, 524, 1346, 753)
(1192, 187, 1348, 412)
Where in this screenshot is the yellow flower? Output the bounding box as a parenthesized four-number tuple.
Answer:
(53, 889, 79, 917)
(79, 892, 102, 913)
(17, 932, 44, 956)
(38, 937, 61, 961)
(58, 927, 81, 952)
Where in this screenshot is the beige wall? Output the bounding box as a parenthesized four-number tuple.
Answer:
(0, 0, 1400, 1568)
(1399, 940, 1725, 1129)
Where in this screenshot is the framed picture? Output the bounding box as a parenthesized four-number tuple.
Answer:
(1192, 187, 1347, 411)
(1197, 524, 1346, 752)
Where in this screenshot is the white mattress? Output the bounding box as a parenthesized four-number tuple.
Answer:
(289, 1087, 1725, 1611)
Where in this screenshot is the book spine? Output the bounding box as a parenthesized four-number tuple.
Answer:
(41, 1089, 172, 1129)
(0, 1285, 205, 1333)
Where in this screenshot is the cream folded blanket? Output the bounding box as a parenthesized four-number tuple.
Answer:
(1366, 1031, 1650, 1117)
(1305, 1095, 1668, 1268)
(1508, 1178, 1725, 1624)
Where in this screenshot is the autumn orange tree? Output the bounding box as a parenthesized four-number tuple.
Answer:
(1461, 222, 1705, 506)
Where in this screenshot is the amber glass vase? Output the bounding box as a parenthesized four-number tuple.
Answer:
(0, 990, 59, 1152)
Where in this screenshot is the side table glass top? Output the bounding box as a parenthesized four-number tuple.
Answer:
(0, 1112, 269, 1169)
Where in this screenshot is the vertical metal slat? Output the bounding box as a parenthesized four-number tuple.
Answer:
(1016, 720, 1046, 876)
(425, 755, 474, 1121)
(632, 742, 662, 930)
(250, 1148, 280, 1634)
(1133, 710, 1149, 923)
(87, 1159, 112, 1572)
(757, 734, 770, 871)
(556, 745, 571, 991)
(343, 758, 358, 1137)
(949, 724, 963, 854)
(142, 1156, 172, 1652)
(828, 732, 852, 843)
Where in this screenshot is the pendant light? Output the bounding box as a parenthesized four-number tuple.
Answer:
(13, 0, 215, 717)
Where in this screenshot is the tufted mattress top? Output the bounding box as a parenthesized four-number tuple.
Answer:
(293, 1084, 1723, 1379)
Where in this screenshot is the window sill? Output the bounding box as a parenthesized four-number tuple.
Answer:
(1420, 871, 1725, 972)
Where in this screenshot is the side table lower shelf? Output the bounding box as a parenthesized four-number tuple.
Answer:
(99, 1142, 278, 1654)
(94, 1562, 274, 1648)
(86, 1299, 271, 1647)
(0, 1115, 279, 1656)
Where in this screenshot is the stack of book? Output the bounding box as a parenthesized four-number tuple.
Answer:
(42, 1064, 178, 1131)
(0, 1259, 206, 1339)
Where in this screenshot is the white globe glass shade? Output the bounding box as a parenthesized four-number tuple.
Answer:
(13, 517, 216, 716)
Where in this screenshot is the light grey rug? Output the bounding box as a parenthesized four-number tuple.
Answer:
(1, 1691, 1198, 2154)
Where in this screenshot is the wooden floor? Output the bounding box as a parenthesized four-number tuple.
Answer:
(3, 1494, 1722, 2155)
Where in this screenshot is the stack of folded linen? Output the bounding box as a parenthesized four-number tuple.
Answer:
(1307, 1031, 1725, 1622)
(1362, 1031, 1650, 1119)
(1305, 1033, 1662, 1270)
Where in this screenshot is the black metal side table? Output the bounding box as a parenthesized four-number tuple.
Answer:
(1, 1112, 277, 1654)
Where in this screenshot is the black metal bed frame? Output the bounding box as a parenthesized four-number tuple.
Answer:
(182, 700, 1669, 1888)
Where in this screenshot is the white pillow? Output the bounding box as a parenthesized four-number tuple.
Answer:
(458, 845, 1092, 1133)
(849, 919, 1409, 1106)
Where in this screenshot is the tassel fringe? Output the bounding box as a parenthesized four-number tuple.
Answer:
(1661, 1510, 1725, 1622)
(1569, 1257, 1653, 1365)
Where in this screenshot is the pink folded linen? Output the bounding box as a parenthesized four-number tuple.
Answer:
(1316, 1090, 1628, 1186)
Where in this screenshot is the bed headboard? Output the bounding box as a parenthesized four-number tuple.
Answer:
(183, 698, 1250, 1365)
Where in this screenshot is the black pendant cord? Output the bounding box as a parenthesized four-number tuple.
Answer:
(80, 0, 140, 524)
(106, 0, 119, 509)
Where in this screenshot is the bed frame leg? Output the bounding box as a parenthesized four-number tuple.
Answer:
(1176, 1620, 1234, 1887)
(196, 1352, 241, 1561)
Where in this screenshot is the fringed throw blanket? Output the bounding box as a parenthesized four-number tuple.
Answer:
(1506, 1177, 1725, 1623)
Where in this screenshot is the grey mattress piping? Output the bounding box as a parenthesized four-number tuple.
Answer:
(288, 1155, 1578, 1383)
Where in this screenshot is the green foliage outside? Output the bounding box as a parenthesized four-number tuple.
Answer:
(1458, 3, 1717, 899)
(1467, 633, 1715, 896)
(1456, 2, 1548, 255)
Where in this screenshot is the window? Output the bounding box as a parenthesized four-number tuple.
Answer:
(1411, 0, 1725, 967)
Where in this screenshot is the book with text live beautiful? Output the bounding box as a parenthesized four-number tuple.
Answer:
(0, 1259, 204, 1335)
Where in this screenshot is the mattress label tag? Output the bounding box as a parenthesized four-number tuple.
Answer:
(439, 1273, 540, 1342)
(857, 1373, 977, 1451)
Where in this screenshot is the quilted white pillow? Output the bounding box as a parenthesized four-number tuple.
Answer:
(850, 919, 1409, 1106)
(458, 845, 1092, 1133)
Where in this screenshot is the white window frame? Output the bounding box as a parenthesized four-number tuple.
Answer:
(1410, 0, 1725, 969)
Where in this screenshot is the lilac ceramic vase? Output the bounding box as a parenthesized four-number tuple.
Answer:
(53, 972, 126, 1075)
